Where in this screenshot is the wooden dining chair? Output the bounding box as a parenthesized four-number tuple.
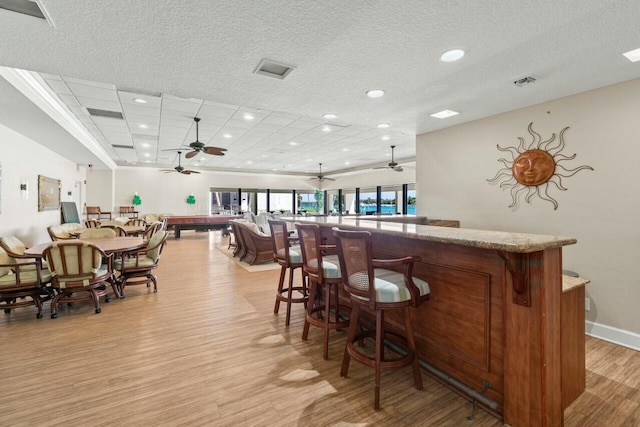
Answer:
(85, 219, 100, 228)
(42, 241, 115, 318)
(113, 230, 168, 297)
(79, 228, 117, 239)
(100, 224, 128, 236)
(0, 242, 52, 319)
(127, 218, 147, 227)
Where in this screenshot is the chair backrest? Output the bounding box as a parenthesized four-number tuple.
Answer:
(146, 230, 168, 262)
(99, 225, 127, 236)
(119, 206, 135, 214)
(268, 220, 290, 264)
(295, 223, 324, 282)
(127, 218, 147, 227)
(333, 229, 374, 301)
(144, 221, 163, 241)
(43, 242, 109, 286)
(0, 236, 27, 257)
(0, 246, 12, 277)
(79, 228, 117, 239)
(85, 219, 100, 228)
(86, 206, 101, 215)
(47, 224, 76, 240)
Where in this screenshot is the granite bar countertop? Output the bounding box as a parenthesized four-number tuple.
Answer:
(284, 216, 577, 254)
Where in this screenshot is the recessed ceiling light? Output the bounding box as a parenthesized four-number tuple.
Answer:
(141, 143, 150, 148)
(323, 113, 337, 119)
(440, 49, 465, 62)
(322, 126, 331, 132)
(289, 141, 297, 146)
(345, 161, 351, 165)
(377, 123, 390, 128)
(243, 113, 254, 121)
(144, 153, 150, 157)
(623, 47, 640, 62)
(138, 124, 149, 129)
(430, 109, 459, 119)
(133, 98, 147, 104)
(342, 148, 349, 152)
(261, 154, 269, 158)
(246, 160, 253, 164)
(366, 89, 385, 98)
(382, 136, 390, 141)
(307, 158, 312, 162)
(223, 133, 232, 138)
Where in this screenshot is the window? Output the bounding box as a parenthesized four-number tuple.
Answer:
(210, 188, 240, 214)
(296, 190, 321, 213)
(269, 190, 293, 213)
(359, 187, 377, 214)
(407, 183, 416, 214)
(380, 185, 400, 215)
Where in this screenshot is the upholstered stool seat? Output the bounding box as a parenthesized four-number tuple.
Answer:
(269, 220, 307, 326)
(296, 223, 350, 360)
(334, 228, 430, 410)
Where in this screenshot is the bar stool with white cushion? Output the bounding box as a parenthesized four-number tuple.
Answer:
(333, 228, 430, 410)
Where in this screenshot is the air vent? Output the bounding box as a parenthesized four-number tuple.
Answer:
(112, 144, 134, 149)
(0, 0, 46, 20)
(514, 76, 536, 87)
(131, 134, 158, 141)
(87, 108, 123, 119)
(254, 59, 295, 80)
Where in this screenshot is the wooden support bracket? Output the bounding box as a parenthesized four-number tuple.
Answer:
(498, 251, 531, 307)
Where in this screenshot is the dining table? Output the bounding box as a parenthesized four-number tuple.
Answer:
(68, 225, 146, 237)
(25, 236, 145, 257)
(25, 236, 145, 299)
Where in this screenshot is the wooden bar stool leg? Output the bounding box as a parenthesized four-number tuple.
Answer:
(302, 282, 317, 341)
(375, 309, 384, 411)
(404, 307, 423, 390)
(274, 265, 286, 314)
(285, 267, 295, 326)
(323, 283, 331, 360)
(341, 303, 360, 378)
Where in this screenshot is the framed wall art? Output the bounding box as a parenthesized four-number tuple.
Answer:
(38, 175, 61, 211)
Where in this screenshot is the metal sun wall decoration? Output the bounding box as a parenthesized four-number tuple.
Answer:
(487, 123, 593, 210)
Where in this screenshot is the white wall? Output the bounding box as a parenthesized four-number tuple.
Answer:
(0, 123, 86, 246)
(90, 167, 320, 216)
(416, 78, 640, 336)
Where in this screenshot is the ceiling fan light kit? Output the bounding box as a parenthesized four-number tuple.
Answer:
(310, 162, 335, 182)
(163, 117, 228, 159)
(373, 145, 404, 172)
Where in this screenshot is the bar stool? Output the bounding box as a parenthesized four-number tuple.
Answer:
(333, 228, 431, 410)
(296, 223, 349, 360)
(269, 220, 307, 326)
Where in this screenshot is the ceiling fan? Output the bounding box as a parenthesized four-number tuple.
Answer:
(310, 163, 335, 182)
(374, 145, 404, 172)
(160, 151, 201, 175)
(164, 117, 227, 159)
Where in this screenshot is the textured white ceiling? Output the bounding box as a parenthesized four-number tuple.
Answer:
(0, 0, 639, 176)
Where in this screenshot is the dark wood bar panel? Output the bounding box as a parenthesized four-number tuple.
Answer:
(287, 216, 580, 426)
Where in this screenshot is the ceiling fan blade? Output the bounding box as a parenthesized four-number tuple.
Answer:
(203, 146, 227, 155)
(394, 166, 404, 172)
(373, 166, 389, 170)
(162, 148, 188, 152)
(184, 170, 201, 174)
(185, 150, 198, 159)
(323, 177, 336, 181)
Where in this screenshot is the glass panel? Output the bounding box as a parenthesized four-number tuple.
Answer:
(407, 183, 416, 215)
(296, 190, 322, 214)
(359, 187, 377, 215)
(269, 191, 293, 213)
(380, 185, 400, 215)
(210, 189, 240, 214)
(343, 188, 356, 214)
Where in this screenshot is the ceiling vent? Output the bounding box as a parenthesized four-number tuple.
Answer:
(254, 59, 295, 80)
(87, 108, 124, 119)
(514, 76, 536, 87)
(112, 144, 134, 149)
(0, 0, 46, 20)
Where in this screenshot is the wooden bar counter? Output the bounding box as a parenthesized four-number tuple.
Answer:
(286, 215, 580, 427)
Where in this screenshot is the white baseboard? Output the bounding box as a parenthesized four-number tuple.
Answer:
(585, 321, 640, 351)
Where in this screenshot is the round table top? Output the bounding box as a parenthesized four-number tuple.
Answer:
(25, 236, 145, 257)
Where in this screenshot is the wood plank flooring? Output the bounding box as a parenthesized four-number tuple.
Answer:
(1, 232, 638, 426)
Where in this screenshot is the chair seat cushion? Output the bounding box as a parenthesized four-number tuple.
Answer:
(0, 271, 41, 287)
(55, 266, 110, 288)
(372, 269, 430, 303)
(114, 257, 155, 270)
(278, 246, 302, 264)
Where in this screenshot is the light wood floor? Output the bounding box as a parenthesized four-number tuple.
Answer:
(1, 232, 638, 426)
